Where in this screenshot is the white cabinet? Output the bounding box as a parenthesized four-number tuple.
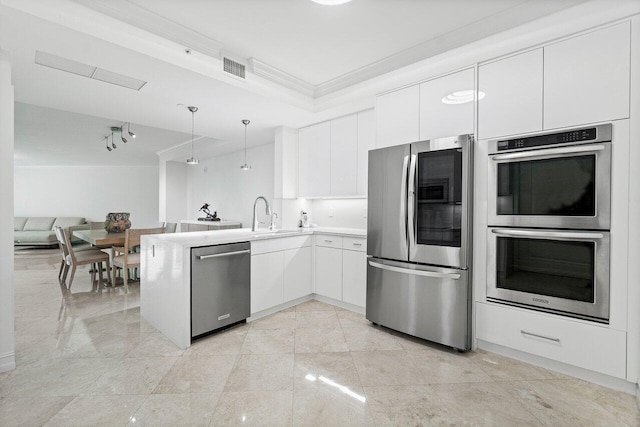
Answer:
(283, 246, 312, 302)
(315, 246, 343, 301)
(419, 68, 475, 140)
(251, 236, 312, 314)
(274, 126, 298, 199)
(376, 85, 420, 148)
(298, 122, 331, 198)
(476, 302, 627, 379)
(251, 251, 284, 314)
(357, 109, 375, 196)
(314, 234, 367, 308)
(543, 22, 630, 129)
(478, 49, 543, 139)
(342, 249, 366, 307)
(330, 114, 358, 196)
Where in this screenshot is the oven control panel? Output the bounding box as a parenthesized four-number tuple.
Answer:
(497, 127, 597, 151)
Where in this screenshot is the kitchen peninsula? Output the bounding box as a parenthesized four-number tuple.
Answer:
(140, 227, 366, 349)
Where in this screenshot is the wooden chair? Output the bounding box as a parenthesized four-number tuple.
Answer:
(112, 227, 164, 293)
(163, 222, 177, 233)
(57, 226, 112, 289)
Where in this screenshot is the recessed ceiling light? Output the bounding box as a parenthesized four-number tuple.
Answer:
(310, 0, 353, 5)
(441, 90, 485, 105)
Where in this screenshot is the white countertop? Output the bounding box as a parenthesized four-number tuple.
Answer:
(142, 227, 365, 249)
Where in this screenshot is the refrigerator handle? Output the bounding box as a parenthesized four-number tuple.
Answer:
(368, 260, 461, 280)
(407, 154, 417, 251)
(400, 154, 409, 244)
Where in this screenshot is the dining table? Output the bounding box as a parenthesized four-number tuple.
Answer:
(73, 229, 126, 286)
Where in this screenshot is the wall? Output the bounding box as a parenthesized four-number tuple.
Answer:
(311, 199, 367, 229)
(188, 143, 274, 228)
(0, 50, 15, 372)
(165, 161, 188, 223)
(14, 166, 160, 227)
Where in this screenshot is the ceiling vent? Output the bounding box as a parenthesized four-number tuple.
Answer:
(223, 57, 246, 79)
(35, 51, 147, 91)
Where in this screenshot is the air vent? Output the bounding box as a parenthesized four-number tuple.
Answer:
(34, 51, 147, 91)
(223, 57, 246, 79)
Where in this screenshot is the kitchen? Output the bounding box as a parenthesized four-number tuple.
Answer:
(2, 0, 640, 425)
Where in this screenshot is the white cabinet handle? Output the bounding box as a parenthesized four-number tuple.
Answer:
(353, 243, 362, 247)
(520, 330, 560, 343)
(324, 240, 332, 243)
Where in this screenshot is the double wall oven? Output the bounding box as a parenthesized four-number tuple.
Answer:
(486, 124, 612, 323)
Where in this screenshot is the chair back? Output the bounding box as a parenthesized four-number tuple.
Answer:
(59, 227, 78, 264)
(124, 227, 165, 251)
(54, 226, 69, 261)
(163, 222, 177, 233)
(90, 221, 104, 229)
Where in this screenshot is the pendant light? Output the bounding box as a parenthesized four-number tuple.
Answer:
(186, 106, 199, 165)
(240, 119, 251, 170)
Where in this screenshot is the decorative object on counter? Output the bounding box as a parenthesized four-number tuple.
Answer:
(198, 203, 220, 221)
(104, 212, 131, 233)
(240, 119, 251, 170)
(299, 210, 310, 228)
(102, 123, 136, 151)
(186, 106, 199, 165)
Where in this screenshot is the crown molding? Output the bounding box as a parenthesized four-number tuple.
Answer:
(248, 58, 315, 98)
(72, 0, 224, 58)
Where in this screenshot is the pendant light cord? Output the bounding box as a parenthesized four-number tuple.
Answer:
(244, 122, 247, 163)
(191, 110, 195, 158)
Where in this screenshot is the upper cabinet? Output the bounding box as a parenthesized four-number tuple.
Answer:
(330, 114, 358, 196)
(298, 121, 331, 198)
(478, 49, 544, 140)
(376, 85, 420, 148)
(298, 109, 374, 198)
(357, 109, 375, 197)
(274, 127, 298, 199)
(543, 22, 630, 130)
(419, 68, 475, 140)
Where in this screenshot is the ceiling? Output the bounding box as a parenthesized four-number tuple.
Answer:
(1, 0, 593, 165)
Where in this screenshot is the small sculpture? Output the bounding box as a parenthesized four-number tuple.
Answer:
(105, 212, 131, 233)
(198, 203, 220, 221)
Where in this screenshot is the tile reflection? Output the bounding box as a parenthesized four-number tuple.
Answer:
(305, 373, 366, 403)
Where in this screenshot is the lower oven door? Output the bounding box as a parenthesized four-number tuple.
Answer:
(486, 228, 610, 322)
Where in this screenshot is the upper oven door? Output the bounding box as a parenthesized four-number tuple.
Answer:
(488, 141, 611, 230)
(409, 135, 473, 268)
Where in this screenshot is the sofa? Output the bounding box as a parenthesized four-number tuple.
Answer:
(14, 217, 86, 246)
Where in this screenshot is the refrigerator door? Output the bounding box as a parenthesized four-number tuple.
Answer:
(366, 257, 470, 350)
(367, 144, 410, 261)
(409, 135, 473, 268)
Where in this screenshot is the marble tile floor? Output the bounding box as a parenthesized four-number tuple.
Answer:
(1, 248, 639, 426)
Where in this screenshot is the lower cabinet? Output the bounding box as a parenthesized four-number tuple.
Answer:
(315, 234, 367, 308)
(342, 250, 366, 307)
(250, 236, 312, 314)
(476, 302, 627, 379)
(315, 246, 343, 300)
(284, 246, 312, 301)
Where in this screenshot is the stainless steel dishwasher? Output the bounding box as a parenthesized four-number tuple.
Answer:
(191, 242, 250, 340)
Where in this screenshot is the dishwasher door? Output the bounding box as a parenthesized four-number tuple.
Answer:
(191, 242, 251, 339)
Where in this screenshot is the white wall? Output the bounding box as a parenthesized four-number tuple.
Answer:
(14, 166, 160, 227)
(188, 143, 274, 228)
(0, 50, 15, 372)
(165, 161, 188, 223)
(311, 199, 367, 229)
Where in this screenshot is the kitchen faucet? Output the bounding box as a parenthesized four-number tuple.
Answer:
(252, 196, 271, 231)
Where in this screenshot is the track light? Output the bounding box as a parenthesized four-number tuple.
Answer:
(120, 127, 128, 143)
(105, 136, 112, 152)
(127, 122, 136, 138)
(111, 132, 117, 150)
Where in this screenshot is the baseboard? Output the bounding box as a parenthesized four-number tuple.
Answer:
(248, 295, 314, 322)
(636, 381, 640, 411)
(478, 340, 636, 395)
(0, 352, 16, 373)
(312, 294, 365, 314)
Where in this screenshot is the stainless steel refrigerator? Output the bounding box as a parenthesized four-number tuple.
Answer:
(366, 134, 473, 350)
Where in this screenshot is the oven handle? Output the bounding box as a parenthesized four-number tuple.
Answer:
(491, 144, 605, 161)
(368, 260, 461, 280)
(407, 154, 417, 251)
(491, 229, 604, 240)
(400, 154, 409, 246)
